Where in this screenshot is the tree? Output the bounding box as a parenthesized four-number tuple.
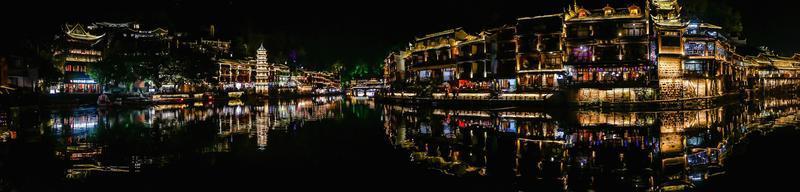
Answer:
(684, 0, 744, 35)
(88, 42, 138, 91)
(330, 61, 344, 75)
(9, 40, 63, 92)
(170, 47, 218, 86)
(31, 46, 63, 90)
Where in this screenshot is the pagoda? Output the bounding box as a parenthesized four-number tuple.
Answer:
(651, 0, 687, 100)
(55, 23, 105, 94)
(255, 44, 270, 94)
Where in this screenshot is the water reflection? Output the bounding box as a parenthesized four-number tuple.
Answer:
(382, 97, 800, 191)
(2, 96, 799, 191)
(1, 96, 343, 183)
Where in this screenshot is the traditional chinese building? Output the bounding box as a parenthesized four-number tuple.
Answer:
(382, 0, 797, 105)
(564, 2, 655, 103)
(651, 0, 686, 100)
(218, 59, 254, 91)
(743, 54, 800, 91)
(681, 22, 736, 98)
(268, 62, 293, 93)
(302, 71, 341, 94)
(485, 25, 519, 92)
(89, 22, 172, 58)
(453, 30, 490, 91)
(407, 28, 472, 85)
(515, 14, 565, 93)
(180, 39, 231, 58)
(255, 44, 269, 94)
(383, 51, 408, 90)
(404, 27, 517, 93)
(54, 23, 104, 94)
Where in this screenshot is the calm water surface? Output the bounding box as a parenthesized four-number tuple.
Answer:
(1, 96, 799, 191)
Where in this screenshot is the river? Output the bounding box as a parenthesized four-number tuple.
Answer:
(1, 96, 798, 191)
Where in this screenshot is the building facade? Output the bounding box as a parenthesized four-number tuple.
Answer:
(218, 59, 254, 91)
(54, 23, 104, 94)
(564, 3, 655, 103)
(515, 14, 565, 93)
(383, 0, 795, 104)
(407, 28, 470, 85)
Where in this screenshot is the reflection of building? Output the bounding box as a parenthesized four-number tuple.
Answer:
(379, 98, 784, 190)
(0, 111, 12, 142)
(54, 23, 104, 94)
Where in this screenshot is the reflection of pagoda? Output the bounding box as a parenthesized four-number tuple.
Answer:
(54, 23, 105, 94)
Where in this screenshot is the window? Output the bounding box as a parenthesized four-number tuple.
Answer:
(569, 25, 591, 38)
(685, 42, 706, 56)
(596, 46, 620, 62)
(623, 23, 644, 37)
(443, 69, 454, 81)
(542, 36, 560, 51)
(543, 55, 563, 69)
(661, 36, 681, 47)
(572, 46, 592, 62)
(419, 70, 431, 80)
(578, 26, 591, 37)
(623, 45, 647, 60)
(684, 61, 704, 75)
(707, 43, 716, 54)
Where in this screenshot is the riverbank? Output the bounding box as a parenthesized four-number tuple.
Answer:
(0, 91, 346, 109)
(377, 92, 748, 111)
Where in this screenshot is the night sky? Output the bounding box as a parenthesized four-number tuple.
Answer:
(1, 0, 796, 70)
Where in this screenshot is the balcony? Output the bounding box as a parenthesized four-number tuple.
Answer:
(660, 46, 683, 55)
(569, 78, 653, 88)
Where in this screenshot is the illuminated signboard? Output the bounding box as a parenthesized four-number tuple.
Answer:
(69, 79, 96, 84)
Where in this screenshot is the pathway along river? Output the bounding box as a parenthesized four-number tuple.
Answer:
(1, 96, 798, 191)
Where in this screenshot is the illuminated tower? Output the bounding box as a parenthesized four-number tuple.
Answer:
(255, 43, 269, 94)
(651, 0, 686, 100)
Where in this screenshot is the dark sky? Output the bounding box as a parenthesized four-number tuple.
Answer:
(1, 0, 796, 69)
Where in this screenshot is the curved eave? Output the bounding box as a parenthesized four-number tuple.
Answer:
(67, 33, 105, 41)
